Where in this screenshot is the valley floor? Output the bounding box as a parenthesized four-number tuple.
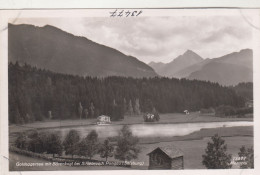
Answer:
(8, 125, 253, 171)
(9, 112, 253, 134)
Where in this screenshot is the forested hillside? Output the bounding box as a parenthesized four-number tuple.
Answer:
(9, 62, 245, 124)
(8, 23, 157, 78)
(232, 82, 253, 100)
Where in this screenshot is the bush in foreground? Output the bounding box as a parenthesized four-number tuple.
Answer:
(98, 139, 114, 161)
(63, 130, 81, 158)
(78, 130, 99, 159)
(114, 125, 140, 162)
(238, 146, 254, 169)
(15, 133, 27, 149)
(202, 134, 232, 169)
(46, 132, 63, 157)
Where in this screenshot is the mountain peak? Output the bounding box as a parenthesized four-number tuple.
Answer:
(187, 49, 253, 86)
(150, 49, 204, 78)
(149, 61, 164, 65)
(9, 23, 158, 78)
(183, 49, 200, 57)
(185, 49, 194, 53)
(172, 50, 203, 63)
(43, 24, 54, 28)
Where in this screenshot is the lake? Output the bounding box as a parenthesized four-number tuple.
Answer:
(50, 121, 253, 139)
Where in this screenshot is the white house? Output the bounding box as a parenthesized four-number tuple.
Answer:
(245, 100, 253, 108)
(184, 110, 189, 115)
(97, 115, 111, 125)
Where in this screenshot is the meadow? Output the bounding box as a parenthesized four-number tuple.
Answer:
(9, 124, 253, 170)
(9, 112, 253, 134)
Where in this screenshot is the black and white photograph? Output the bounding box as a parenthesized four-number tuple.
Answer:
(0, 7, 260, 173)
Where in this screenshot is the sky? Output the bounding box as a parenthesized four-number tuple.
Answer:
(12, 16, 253, 63)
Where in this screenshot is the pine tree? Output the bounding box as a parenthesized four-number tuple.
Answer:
(14, 107, 24, 124)
(123, 98, 127, 114)
(144, 99, 153, 113)
(46, 132, 63, 157)
(15, 133, 27, 149)
(78, 102, 83, 119)
(84, 108, 88, 119)
(8, 62, 246, 124)
(78, 130, 99, 159)
(134, 98, 141, 115)
(238, 146, 254, 168)
(98, 139, 114, 161)
(152, 107, 156, 114)
(63, 130, 80, 158)
(202, 134, 232, 169)
(27, 131, 48, 153)
(113, 99, 117, 106)
(89, 102, 95, 118)
(152, 107, 160, 121)
(128, 100, 134, 115)
(114, 125, 140, 162)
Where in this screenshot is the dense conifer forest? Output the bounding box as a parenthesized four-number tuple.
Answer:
(9, 62, 246, 124)
(232, 82, 253, 100)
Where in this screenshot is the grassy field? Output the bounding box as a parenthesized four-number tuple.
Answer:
(8, 112, 253, 170)
(134, 126, 253, 169)
(9, 125, 253, 170)
(136, 135, 253, 169)
(138, 126, 253, 143)
(9, 112, 253, 134)
(97, 126, 253, 169)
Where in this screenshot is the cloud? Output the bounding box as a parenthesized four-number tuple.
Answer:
(12, 15, 253, 63)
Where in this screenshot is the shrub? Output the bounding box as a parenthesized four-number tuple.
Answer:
(202, 134, 232, 169)
(46, 132, 63, 157)
(236, 107, 253, 116)
(63, 130, 80, 158)
(200, 107, 215, 114)
(114, 125, 140, 161)
(98, 139, 114, 161)
(15, 133, 27, 149)
(143, 112, 160, 122)
(78, 130, 99, 159)
(215, 105, 236, 117)
(27, 130, 48, 153)
(215, 105, 253, 118)
(238, 146, 254, 168)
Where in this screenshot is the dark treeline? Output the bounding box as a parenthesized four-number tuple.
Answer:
(232, 82, 253, 100)
(9, 62, 245, 124)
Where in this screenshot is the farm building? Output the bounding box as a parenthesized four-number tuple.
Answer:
(143, 113, 160, 122)
(97, 115, 111, 125)
(245, 100, 253, 108)
(184, 110, 189, 115)
(147, 146, 184, 170)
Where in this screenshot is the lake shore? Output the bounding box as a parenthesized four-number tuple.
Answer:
(9, 112, 253, 134)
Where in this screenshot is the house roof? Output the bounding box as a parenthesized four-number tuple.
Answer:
(97, 115, 110, 119)
(144, 113, 154, 116)
(147, 146, 184, 159)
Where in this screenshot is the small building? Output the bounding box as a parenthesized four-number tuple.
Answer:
(97, 115, 111, 125)
(147, 146, 184, 170)
(143, 113, 154, 122)
(184, 110, 189, 115)
(245, 100, 253, 108)
(143, 112, 160, 122)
